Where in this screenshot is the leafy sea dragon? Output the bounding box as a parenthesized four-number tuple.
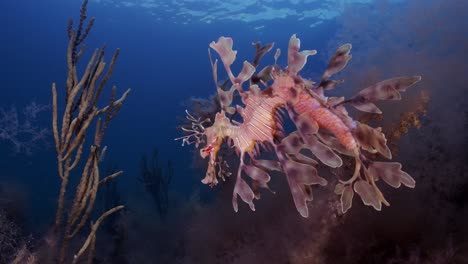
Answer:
(176, 35, 421, 217)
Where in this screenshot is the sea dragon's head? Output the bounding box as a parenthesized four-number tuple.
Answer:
(175, 110, 233, 187)
(199, 111, 232, 186)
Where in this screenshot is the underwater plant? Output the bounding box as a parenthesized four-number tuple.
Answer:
(0, 210, 28, 263)
(50, 0, 131, 263)
(140, 148, 173, 220)
(0, 101, 50, 154)
(176, 35, 421, 217)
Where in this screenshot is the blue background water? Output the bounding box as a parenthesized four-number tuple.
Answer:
(0, 0, 341, 230)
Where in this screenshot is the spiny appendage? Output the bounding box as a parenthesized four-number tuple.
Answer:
(175, 110, 211, 147)
(176, 34, 422, 217)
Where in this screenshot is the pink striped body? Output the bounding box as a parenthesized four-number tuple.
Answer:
(232, 92, 284, 153)
(294, 90, 357, 151)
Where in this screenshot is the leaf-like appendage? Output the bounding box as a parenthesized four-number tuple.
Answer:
(289, 113, 343, 167)
(232, 177, 255, 212)
(244, 164, 274, 199)
(322, 43, 352, 81)
(283, 159, 327, 186)
(234, 61, 255, 85)
(274, 48, 281, 63)
(368, 162, 415, 188)
(352, 76, 422, 102)
(303, 185, 313, 202)
(252, 41, 274, 67)
(281, 124, 342, 168)
(320, 79, 344, 91)
(225, 106, 236, 115)
(303, 135, 342, 168)
(282, 158, 328, 217)
(341, 185, 354, 213)
(286, 174, 308, 217)
(354, 123, 391, 159)
(201, 161, 217, 185)
(277, 132, 303, 155)
(350, 102, 382, 114)
(287, 34, 317, 74)
(354, 180, 382, 211)
(327, 96, 345, 106)
(256, 65, 274, 83)
(335, 183, 345, 194)
(316, 130, 353, 156)
(243, 165, 271, 184)
(289, 153, 319, 167)
(252, 159, 282, 172)
(217, 86, 234, 107)
(209, 53, 219, 88)
(210, 37, 238, 82)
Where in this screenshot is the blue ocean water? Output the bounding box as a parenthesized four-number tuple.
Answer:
(0, 0, 338, 227)
(0, 0, 467, 263)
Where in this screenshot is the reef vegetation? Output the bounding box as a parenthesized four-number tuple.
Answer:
(5, 0, 131, 263)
